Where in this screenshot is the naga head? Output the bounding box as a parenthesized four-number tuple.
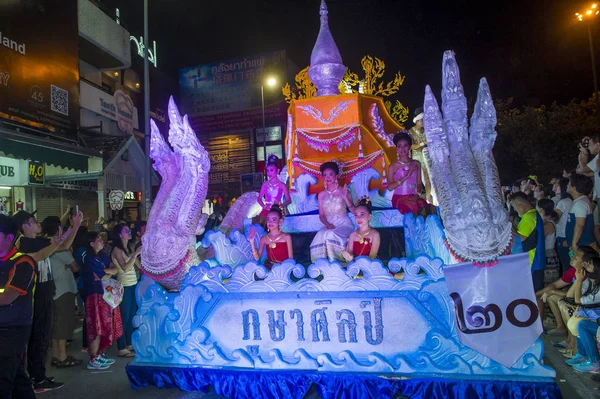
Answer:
(423, 51, 512, 265)
(141, 97, 210, 290)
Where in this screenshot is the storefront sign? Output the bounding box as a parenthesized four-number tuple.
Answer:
(124, 191, 141, 201)
(0, 0, 80, 135)
(28, 160, 44, 185)
(49, 179, 98, 191)
(130, 36, 158, 68)
(180, 51, 286, 119)
(255, 126, 282, 142)
(80, 81, 139, 131)
(114, 90, 134, 134)
(109, 190, 125, 210)
(0, 156, 22, 186)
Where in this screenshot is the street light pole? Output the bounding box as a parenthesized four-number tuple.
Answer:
(143, 0, 151, 219)
(576, 4, 600, 117)
(261, 84, 267, 175)
(588, 23, 600, 117)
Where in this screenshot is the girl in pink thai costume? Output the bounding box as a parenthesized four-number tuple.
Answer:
(257, 154, 291, 223)
(310, 161, 355, 263)
(387, 131, 431, 215)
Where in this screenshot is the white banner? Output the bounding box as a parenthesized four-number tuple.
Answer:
(443, 253, 543, 367)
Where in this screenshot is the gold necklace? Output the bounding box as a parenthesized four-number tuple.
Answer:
(267, 179, 278, 189)
(397, 159, 411, 170)
(267, 233, 283, 249)
(325, 185, 338, 196)
(356, 228, 372, 244)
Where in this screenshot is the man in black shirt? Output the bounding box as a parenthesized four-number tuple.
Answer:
(0, 214, 36, 399)
(13, 210, 82, 393)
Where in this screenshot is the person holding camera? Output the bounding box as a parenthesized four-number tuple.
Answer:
(577, 136, 600, 246)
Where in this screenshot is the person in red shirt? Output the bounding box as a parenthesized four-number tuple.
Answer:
(0, 214, 36, 399)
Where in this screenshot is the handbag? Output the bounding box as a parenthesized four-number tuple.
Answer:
(101, 278, 124, 309)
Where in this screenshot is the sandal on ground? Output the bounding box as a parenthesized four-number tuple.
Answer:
(561, 349, 577, 358)
(118, 350, 135, 358)
(56, 356, 82, 368)
(51, 357, 60, 367)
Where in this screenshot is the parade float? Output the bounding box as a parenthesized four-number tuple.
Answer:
(126, 1, 560, 398)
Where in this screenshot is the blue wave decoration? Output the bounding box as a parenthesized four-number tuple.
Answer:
(131, 256, 555, 381)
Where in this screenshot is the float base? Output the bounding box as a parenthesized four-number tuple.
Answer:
(126, 364, 561, 399)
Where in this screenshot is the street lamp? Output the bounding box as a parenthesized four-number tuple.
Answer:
(261, 76, 277, 174)
(575, 3, 600, 117)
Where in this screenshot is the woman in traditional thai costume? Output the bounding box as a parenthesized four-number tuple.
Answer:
(249, 204, 293, 270)
(342, 197, 380, 261)
(256, 154, 291, 224)
(387, 131, 431, 215)
(310, 161, 355, 263)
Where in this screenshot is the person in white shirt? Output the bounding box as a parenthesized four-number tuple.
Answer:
(555, 177, 574, 273)
(577, 136, 600, 245)
(566, 174, 595, 253)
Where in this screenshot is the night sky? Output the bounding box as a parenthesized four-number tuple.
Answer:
(102, 0, 599, 113)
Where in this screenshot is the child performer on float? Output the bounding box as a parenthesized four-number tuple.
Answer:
(256, 154, 291, 224)
(249, 204, 293, 270)
(342, 197, 381, 261)
(387, 131, 432, 216)
(310, 160, 355, 263)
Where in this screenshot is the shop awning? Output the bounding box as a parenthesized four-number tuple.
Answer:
(0, 132, 101, 173)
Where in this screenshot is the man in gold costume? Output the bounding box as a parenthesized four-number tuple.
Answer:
(409, 108, 436, 204)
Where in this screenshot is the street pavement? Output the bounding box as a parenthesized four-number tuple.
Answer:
(542, 334, 600, 399)
(39, 326, 596, 398)
(41, 327, 225, 398)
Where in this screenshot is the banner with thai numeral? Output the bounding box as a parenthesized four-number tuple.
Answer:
(443, 253, 543, 367)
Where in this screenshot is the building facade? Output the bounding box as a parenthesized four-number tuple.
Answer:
(0, 0, 164, 224)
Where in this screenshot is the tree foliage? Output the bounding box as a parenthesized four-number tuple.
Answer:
(494, 95, 600, 184)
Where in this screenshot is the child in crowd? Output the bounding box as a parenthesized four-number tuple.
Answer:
(537, 199, 560, 284)
(249, 204, 293, 270)
(554, 177, 574, 274)
(387, 131, 432, 216)
(256, 154, 291, 224)
(565, 256, 600, 372)
(342, 197, 380, 262)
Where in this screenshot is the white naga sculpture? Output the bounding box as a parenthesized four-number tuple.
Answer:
(141, 97, 210, 290)
(423, 51, 512, 265)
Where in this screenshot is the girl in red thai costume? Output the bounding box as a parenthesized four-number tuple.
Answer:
(387, 131, 433, 215)
(256, 154, 291, 224)
(249, 204, 293, 270)
(342, 197, 381, 262)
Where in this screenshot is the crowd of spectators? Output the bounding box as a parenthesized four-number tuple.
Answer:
(508, 135, 600, 373)
(0, 206, 146, 396)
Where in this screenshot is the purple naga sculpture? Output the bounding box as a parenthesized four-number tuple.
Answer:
(423, 51, 512, 265)
(141, 97, 210, 291)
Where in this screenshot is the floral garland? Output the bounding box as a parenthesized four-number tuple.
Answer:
(444, 233, 514, 267)
(293, 150, 384, 179)
(142, 250, 192, 279)
(296, 124, 358, 153)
